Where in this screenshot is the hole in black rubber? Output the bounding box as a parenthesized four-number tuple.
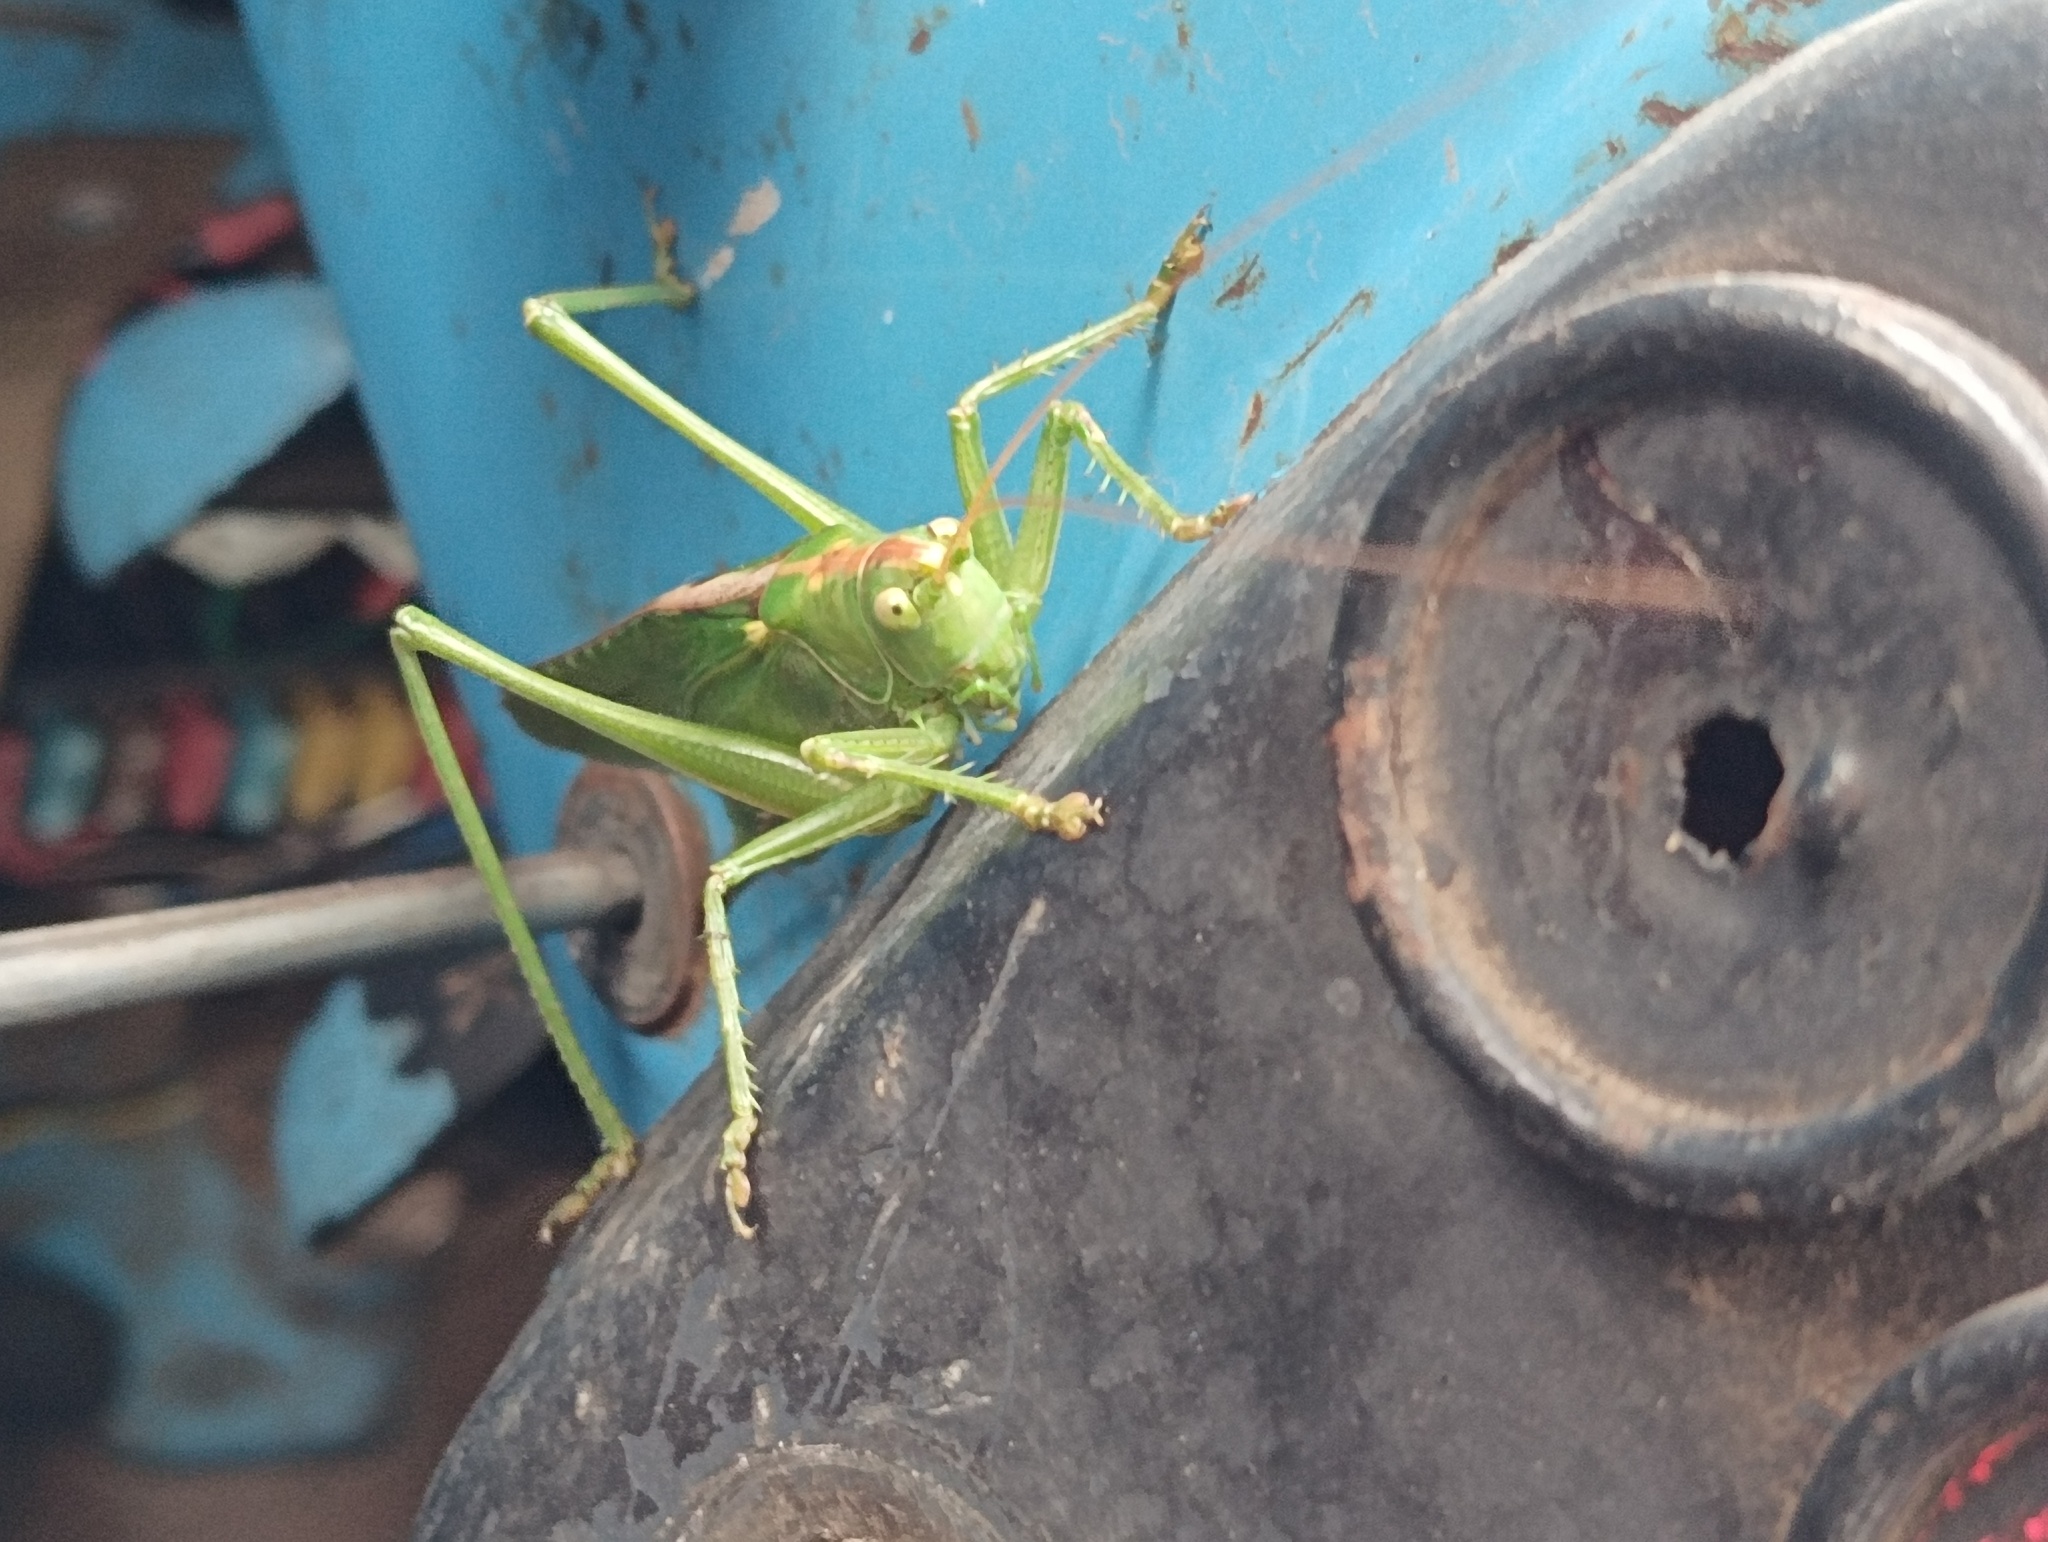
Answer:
(1680, 712, 1783, 860)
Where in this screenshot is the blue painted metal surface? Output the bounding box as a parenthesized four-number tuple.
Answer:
(233, 0, 1898, 1134)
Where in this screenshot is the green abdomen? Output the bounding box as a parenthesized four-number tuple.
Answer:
(502, 602, 895, 770)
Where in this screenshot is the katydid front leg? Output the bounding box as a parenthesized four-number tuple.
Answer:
(799, 722, 1105, 841)
(1006, 399, 1254, 613)
(943, 209, 1243, 595)
(688, 720, 1107, 1235)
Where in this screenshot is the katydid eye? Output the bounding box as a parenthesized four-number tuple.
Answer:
(873, 586, 921, 630)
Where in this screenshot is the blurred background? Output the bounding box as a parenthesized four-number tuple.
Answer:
(0, 1, 1892, 1535)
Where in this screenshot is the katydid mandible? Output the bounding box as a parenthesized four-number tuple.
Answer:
(391, 211, 1246, 1241)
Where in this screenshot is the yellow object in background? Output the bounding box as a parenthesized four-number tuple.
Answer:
(349, 677, 420, 806)
(285, 685, 355, 825)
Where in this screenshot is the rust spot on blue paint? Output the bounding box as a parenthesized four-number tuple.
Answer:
(1212, 253, 1265, 309)
(1493, 226, 1537, 271)
(1640, 95, 1698, 129)
(1711, 11, 1796, 69)
(1239, 391, 1266, 448)
(908, 8, 948, 54)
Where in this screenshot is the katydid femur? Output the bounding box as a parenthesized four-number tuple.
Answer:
(391, 211, 1247, 1241)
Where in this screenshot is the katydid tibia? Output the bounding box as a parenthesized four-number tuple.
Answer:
(391, 210, 1246, 1242)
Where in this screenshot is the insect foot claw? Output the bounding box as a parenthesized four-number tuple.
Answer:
(1170, 493, 1254, 542)
(538, 1143, 639, 1245)
(719, 1112, 760, 1240)
(1145, 207, 1214, 310)
(1028, 790, 1106, 841)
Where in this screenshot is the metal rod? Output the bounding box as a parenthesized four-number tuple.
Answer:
(0, 848, 642, 1033)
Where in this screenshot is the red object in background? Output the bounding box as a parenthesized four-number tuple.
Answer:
(139, 273, 197, 307)
(195, 194, 300, 267)
(351, 569, 416, 625)
(126, 197, 304, 326)
(160, 691, 236, 833)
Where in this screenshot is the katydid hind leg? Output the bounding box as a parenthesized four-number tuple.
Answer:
(524, 225, 877, 541)
(391, 603, 866, 1241)
(391, 605, 853, 822)
(390, 630, 637, 1243)
(701, 778, 931, 1237)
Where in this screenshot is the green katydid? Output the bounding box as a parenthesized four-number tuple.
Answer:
(390, 210, 1247, 1242)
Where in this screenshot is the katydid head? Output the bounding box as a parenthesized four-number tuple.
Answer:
(863, 527, 1029, 730)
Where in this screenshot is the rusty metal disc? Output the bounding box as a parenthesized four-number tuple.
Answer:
(1334, 274, 2048, 1218)
(555, 761, 711, 1037)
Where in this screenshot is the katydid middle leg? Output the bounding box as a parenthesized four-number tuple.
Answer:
(695, 776, 932, 1237)
(799, 722, 1105, 841)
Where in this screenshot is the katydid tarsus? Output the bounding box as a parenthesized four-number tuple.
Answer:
(391, 211, 1248, 1242)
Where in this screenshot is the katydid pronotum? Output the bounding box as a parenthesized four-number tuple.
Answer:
(391, 211, 1247, 1241)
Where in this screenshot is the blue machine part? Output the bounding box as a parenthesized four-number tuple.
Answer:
(0, 1110, 411, 1463)
(233, 0, 1897, 1136)
(273, 978, 458, 1244)
(221, 690, 299, 837)
(58, 277, 356, 580)
(0, 0, 285, 201)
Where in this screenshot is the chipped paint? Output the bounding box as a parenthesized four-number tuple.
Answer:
(1493, 225, 1536, 270)
(1211, 252, 1265, 309)
(960, 98, 981, 150)
(698, 243, 736, 288)
(726, 177, 781, 237)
